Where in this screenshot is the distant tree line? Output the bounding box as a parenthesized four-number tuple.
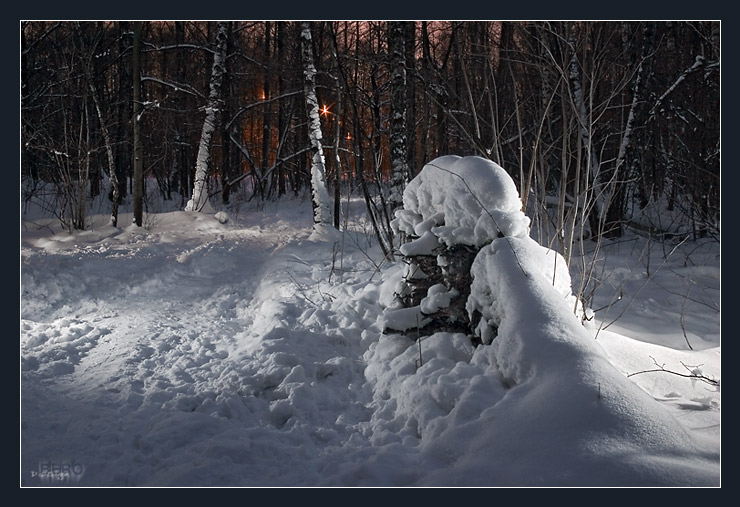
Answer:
(21, 21, 719, 249)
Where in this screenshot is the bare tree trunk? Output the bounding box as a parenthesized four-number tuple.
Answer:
(77, 22, 120, 227)
(300, 21, 333, 230)
(328, 22, 392, 258)
(603, 23, 652, 239)
(404, 22, 417, 178)
(333, 84, 342, 229)
(276, 22, 287, 196)
(186, 21, 229, 212)
(261, 21, 272, 196)
(388, 21, 409, 215)
(90, 79, 120, 227)
(220, 22, 236, 205)
(174, 21, 189, 206)
(132, 21, 143, 227)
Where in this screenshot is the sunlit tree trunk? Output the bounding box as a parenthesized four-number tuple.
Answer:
(186, 21, 229, 212)
(300, 21, 333, 230)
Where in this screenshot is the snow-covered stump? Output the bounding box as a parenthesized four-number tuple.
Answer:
(382, 155, 531, 343)
(390, 243, 478, 339)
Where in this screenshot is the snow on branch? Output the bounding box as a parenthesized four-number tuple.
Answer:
(649, 55, 706, 116)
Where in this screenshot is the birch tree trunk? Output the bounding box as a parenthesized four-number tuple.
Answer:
(79, 23, 120, 227)
(388, 21, 409, 215)
(186, 21, 229, 212)
(604, 22, 653, 238)
(404, 22, 417, 178)
(567, 30, 603, 241)
(90, 79, 120, 227)
(300, 21, 333, 230)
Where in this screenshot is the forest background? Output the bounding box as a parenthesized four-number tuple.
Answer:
(21, 21, 719, 284)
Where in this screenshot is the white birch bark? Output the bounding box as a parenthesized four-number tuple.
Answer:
(615, 62, 641, 174)
(186, 22, 229, 212)
(300, 22, 333, 229)
(89, 80, 120, 227)
(568, 38, 603, 234)
(388, 21, 409, 214)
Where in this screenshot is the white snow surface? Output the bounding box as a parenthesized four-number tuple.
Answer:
(21, 159, 720, 487)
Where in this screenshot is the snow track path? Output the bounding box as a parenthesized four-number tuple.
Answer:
(21, 209, 383, 486)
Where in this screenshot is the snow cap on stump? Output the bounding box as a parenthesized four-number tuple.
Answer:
(393, 155, 530, 250)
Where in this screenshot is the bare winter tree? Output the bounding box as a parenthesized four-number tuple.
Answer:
(186, 21, 230, 212)
(300, 21, 333, 231)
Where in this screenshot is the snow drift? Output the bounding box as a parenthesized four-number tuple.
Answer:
(367, 155, 720, 486)
(20, 156, 720, 487)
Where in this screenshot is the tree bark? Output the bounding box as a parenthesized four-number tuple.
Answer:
(220, 22, 236, 205)
(388, 21, 409, 215)
(90, 79, 120, 227)
(261, 21, 272, 192)
(404, 22, 417, 177)
(132, 21, 143, 227)
(186, 21, 229, 212)
(300, 21, 333, 230)
(276, 22, 287, 196)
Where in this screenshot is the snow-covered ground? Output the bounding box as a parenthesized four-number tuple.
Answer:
(20, 161, 720, 487)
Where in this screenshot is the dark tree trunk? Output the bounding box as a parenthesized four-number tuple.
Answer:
(132, 21, 143, 227)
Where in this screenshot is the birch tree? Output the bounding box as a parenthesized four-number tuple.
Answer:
(300, 21, 333, 231)
(186, 21, 229, 212)
(89, 77, 120, 227)
(72, 22, 121, 227)
(388, 21, 410, 215)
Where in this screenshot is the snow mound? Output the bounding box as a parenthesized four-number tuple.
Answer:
(467, 235, 581, 345)
(393, 155, 531, 247)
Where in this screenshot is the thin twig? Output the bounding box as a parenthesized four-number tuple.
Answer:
(285, 270, 317, 307)
(627, 356, 719, 388)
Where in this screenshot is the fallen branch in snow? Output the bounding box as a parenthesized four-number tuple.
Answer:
(627, 356, 719, 389)
(285, 270, 318, 307)
(21, 219, 57, 235)
(343, 219, 388, 279)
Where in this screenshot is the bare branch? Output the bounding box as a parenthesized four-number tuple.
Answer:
(627, 356, 719, 389)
